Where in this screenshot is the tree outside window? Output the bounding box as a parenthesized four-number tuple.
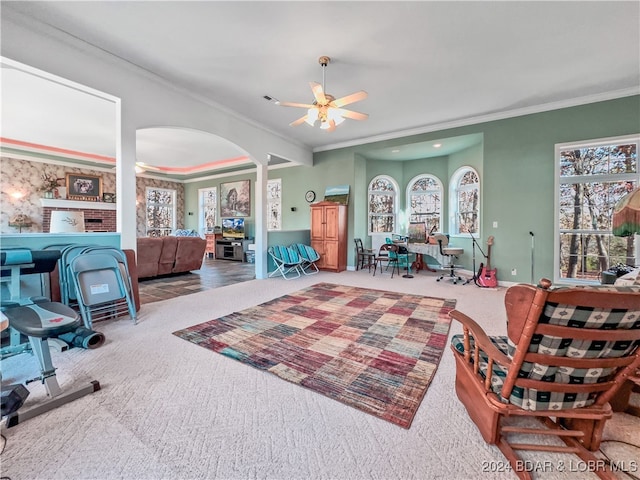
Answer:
(450, 168, 479, 234)
(146, 187, 176, 237)
(199, 187, 217, 234)
(556, 138, 638, 282)
(368, 175, 397, 233)
(408, 175, 442, 233)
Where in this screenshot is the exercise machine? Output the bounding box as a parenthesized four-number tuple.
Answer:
(0, 248, 100, 428)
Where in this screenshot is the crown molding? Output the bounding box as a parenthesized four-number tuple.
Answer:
(314, 87, 640, 153)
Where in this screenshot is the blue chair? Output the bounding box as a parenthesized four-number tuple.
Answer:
(292, 243, 320, 275)
(69, 253, 137, 328)
(268, 246, 303, 280)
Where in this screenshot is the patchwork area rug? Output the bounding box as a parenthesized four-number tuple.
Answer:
(173, 283, 455, 428)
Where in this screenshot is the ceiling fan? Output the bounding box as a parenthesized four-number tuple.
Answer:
(134, 161, 161, 174)
(278, 56, 368, 132)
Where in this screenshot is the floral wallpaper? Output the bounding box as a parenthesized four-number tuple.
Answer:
(0, 156, 184, 236)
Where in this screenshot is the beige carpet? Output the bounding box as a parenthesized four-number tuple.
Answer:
(1, 270, 638, 480)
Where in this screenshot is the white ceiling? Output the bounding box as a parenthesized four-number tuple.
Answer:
(2, 1, 639, 175)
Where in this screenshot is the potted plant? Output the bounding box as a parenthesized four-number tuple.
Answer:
(38, 173, 60, 198)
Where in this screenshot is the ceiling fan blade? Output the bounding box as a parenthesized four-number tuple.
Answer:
(331, 90, 368, 108)
(310, 82, 327, 105)
(278, 101, 315, 109)
(136, 161, 161, 171)
(289, 115, 308, 127)
(336, 108, 369, 121)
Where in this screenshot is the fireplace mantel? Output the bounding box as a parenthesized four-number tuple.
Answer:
(40, 198, 116, 211)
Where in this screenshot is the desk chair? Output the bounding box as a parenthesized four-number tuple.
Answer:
(354, 238, 375, 271)
(433, 233, 464, 284)
(373, 243, 400, 278)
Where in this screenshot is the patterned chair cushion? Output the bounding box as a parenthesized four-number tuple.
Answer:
(451, 334, 604, 410)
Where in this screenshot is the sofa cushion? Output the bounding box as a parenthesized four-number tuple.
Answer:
(136, 237, 163, 278)
(158, 236, 178, 275)
(173, 237, 206, 273)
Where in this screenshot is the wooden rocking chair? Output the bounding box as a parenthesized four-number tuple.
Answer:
(449, 278, 640, 480)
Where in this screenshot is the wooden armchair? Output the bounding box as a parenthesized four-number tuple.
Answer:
(449, 279, 640, 480)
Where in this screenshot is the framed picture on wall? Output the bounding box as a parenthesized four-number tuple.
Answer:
(67, 173, 103, 201)
(220, 179, 251, 217)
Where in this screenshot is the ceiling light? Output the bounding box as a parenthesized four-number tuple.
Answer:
(391, 149, 400, 153)
(433, 143, 442, 148)
(279, 56, 368, 132)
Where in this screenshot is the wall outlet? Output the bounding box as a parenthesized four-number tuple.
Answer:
(511, 268, 517, 276)
(493, 221, 498, 228)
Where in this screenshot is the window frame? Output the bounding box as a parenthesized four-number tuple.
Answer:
(145, 186, 176, 237)
(554, 134, 639, 285)
(198, 186, 217, 235)
(449, 166, 480, 237)
(406, 174, 443, 234)
(367, 175, 399, 234)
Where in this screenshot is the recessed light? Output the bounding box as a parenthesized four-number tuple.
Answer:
(391, 149, 400, 153)
(433, 143, 442, 148)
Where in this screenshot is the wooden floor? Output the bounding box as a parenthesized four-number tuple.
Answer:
(137, 257, 256, 305)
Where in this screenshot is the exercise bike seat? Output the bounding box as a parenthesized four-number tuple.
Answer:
(3, 302, 81, 339)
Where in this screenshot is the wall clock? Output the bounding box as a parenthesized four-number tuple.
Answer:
(305, 190, 316, 203)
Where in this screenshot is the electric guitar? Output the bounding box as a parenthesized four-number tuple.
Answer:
(476, 236, 498, 288)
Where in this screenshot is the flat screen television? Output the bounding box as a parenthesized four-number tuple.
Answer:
(222, 217, 245, 239)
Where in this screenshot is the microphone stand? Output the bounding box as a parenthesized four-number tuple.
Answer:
(464, 233, 487, 286)
(529, 231, 535, 285)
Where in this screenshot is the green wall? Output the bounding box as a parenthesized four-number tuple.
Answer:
(182, 95, 640, 283)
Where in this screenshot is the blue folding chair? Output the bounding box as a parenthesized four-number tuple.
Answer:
(291, 243, 320, 275)
(69, 253, 137, 329)
(268, 246, 303, 280)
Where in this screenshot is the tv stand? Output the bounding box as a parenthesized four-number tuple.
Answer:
(215, 238, 249, 261)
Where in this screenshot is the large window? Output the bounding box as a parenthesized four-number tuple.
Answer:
(556, 135, 638, 283)
(407, 174, 442, 233)
(368, 175, 398, 233)
(146, 187, 176, 237)
(450, 167, 479, 234)
(199, 187, 217, 234)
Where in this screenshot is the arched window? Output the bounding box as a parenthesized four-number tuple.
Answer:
(368, 175, 398, 233)
(450, 167, 479, 234)
(407, 174, 443, 233)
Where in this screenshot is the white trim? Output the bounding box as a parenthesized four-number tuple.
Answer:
(40, 198, 116, 211)
(314, 88, 640, 153)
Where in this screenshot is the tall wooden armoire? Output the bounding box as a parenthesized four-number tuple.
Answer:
(310, 201, 348, 272)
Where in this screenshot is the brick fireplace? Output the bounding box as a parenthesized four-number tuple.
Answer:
(41, 199, 117, 232)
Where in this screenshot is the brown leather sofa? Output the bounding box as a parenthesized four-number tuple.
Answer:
(136, 236, 206, 279)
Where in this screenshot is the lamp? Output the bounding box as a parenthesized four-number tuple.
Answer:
(8, 214, 33, 233)
(613, 186, 640, 237)
(50, 211, 85, 233)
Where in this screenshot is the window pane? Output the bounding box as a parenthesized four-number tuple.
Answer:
(369, 194, 394, 214)
(370, 215, 394, 233)
(557, 136, 639, 283)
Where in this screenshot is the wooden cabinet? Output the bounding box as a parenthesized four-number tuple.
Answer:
(310, 201, 347, 272)
(205, 233, 222, 258)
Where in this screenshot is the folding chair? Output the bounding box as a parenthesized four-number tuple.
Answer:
(268, 246, 303, 280)
(69, 253, 137, 329)
(291, 243, 320, 275)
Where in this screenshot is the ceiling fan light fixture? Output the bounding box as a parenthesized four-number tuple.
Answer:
(327, 108, 344, 125)
(278, 55, 368, 132)
(306, 107, 319, 125)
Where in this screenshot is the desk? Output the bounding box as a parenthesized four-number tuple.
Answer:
(406, 243, 446, 272)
